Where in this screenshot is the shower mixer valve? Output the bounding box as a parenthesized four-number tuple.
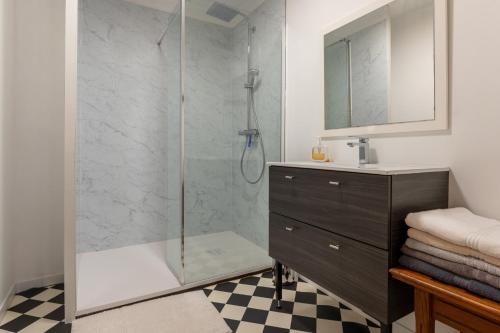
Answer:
(238, 129, 259, 136)
(245, 69, 260, 89)
(239, 129, 260, 148)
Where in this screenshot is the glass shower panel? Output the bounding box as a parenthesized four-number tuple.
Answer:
(183, 0, 284, 284)
(164, 2, 183, 283)
(76, 0, 179, 312)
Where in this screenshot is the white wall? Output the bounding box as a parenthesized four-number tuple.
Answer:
(286, 0, 368, 161)
(0, 0, 16, 310)
(286, 0, 500, 332)
(287, 0, 500, 223)
(12, 0, 66, 286)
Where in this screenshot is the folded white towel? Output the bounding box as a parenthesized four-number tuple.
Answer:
(406, 207, 500, 259)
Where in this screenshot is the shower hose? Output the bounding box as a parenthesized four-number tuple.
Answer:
(240, 87, 266, 185)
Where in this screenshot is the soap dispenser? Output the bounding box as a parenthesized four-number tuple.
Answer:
(311, 137, 329, 162)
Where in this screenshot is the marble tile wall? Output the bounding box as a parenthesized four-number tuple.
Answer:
(183, 17, 234, 238)
(77, 0, 284, 255)
(77, 0, 170, 253)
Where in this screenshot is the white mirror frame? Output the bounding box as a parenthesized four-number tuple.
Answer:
(321, 0, 448, 138)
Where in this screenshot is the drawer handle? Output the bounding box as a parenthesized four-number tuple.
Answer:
(329, 244, 340, 251)
(285, 226, 294, 232)
(328, 181, 341, 186)
(285, 176, 295, 180)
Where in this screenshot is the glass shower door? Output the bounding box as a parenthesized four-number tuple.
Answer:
(182, 0, 284, 284)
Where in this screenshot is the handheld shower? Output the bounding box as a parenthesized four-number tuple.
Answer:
(206, 2, 265, 185)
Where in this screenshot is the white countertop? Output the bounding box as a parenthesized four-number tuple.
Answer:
(267, 161, 450, 175)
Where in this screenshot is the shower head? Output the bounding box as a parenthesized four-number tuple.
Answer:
(206, 2, 248, 22)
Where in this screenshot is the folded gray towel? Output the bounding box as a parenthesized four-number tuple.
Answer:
(405, 238, 500, 277)
(402, 245, 500, 289)
(399, 255, 500, 303)
(406, 207, 500, 259)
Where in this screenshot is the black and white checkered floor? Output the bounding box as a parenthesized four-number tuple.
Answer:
(0, 284, 71, 332)
(1, 271, 380, 332)
(204, 271, 381, 333)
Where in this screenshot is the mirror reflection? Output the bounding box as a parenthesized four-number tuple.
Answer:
(324, 0, 435, 130)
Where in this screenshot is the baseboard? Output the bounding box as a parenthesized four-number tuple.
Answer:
(0, 274, 63, 323)
(394, 312, 416, 332)
(15, 273, 64, 293)
(393, 322, 415, 333)
(0, 284, 15, 323)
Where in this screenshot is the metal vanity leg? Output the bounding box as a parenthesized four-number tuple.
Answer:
(380, 323, 392, 333)
(275, 261, 283, 309)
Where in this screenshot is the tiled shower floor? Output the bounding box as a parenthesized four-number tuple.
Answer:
(77, 231, 270, 313)
(184, 231, 271, 283)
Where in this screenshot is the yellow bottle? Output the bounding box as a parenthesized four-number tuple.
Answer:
(311, 137, 329, 162)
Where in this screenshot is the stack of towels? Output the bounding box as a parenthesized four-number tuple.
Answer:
(399, 207, 500, 302)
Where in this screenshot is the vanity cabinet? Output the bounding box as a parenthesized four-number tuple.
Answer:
(269, 165, 449, 332)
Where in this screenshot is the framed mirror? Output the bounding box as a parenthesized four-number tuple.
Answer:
(322, 0, 448, 137)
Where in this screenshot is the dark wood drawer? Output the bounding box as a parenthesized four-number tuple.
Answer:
(269, 166, 390, 249)
(269, 213, 389, 321)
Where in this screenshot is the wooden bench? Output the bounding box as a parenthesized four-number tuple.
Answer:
(390, 267, 500, 333)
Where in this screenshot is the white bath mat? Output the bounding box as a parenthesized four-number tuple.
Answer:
(72, 290, 231, 333)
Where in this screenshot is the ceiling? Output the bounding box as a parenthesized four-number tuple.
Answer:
(124, 0, 265, 28)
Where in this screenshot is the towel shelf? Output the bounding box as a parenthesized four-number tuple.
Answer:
(391, 267, 500, 333)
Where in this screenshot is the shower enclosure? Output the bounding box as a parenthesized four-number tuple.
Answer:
(67, 0, 285, 317)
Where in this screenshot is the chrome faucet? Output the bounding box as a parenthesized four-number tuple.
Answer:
(347, 137, 370, 165)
